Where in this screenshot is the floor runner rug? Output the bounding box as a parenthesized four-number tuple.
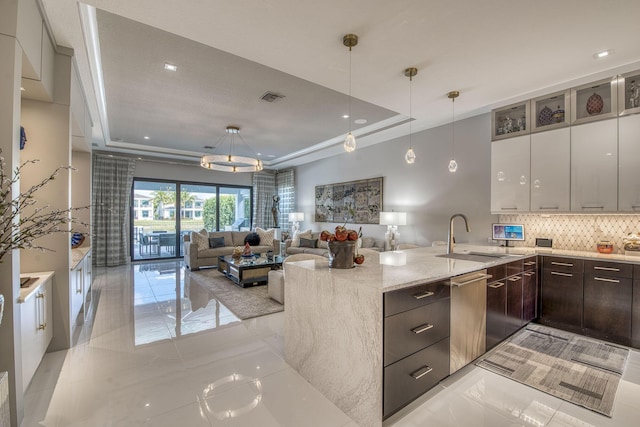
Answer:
(476, 323, 629, 417)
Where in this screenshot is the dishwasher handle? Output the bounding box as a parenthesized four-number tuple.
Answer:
(450, 273, 492, 287)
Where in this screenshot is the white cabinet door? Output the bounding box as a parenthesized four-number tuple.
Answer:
(619, 114, 640, 211)
(570, 120, 618, 211)
(70, 264, 84, 326)
(83, 251, 93, 321)
(20, 277, 53, 392)
(530, 127, 570, 212)
(491, 135, 530, 213)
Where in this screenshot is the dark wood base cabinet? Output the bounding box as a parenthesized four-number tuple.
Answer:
(383, 280, 450, 419)
(541, 257, 584, 328)
(486, 278, 507, 350)
(633, 265, 640, 348)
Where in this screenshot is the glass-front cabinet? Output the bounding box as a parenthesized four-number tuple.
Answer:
(571, 77, 618, 124)
(491, 100, 530, 141)
(618, 70, 640, 116)
(532, 90, 570, 132)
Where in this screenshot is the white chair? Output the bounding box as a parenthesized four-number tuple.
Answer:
(268, 254, 325, 304)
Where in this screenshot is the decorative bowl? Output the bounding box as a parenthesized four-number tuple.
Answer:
(596, 240, 614, 254)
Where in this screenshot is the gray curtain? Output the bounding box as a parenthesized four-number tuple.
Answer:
(92, 154, 135, 267)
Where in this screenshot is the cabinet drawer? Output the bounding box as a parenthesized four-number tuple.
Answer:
(384, 298, 450, 366)
(383, 337, 449, 419)
(523, 256, 537, 271)
(486, 264, 506, 282)
(384, 280, 450, 317)
(506, 260, 524, 276)
(543, 256, 584, 273)
(584, 260, 633, 278)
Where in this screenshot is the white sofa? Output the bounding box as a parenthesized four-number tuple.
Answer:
(284, 232, 385, 257)
(184, 230, 278, 271)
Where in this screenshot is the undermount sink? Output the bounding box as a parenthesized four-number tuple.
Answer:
(436, 252, 513, 262)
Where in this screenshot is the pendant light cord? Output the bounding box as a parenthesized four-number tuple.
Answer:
(409, 75, 412, 149)
(348, 47, 352, 133)
(451, 96, 455, 158)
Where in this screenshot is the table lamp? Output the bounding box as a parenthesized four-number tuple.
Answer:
(379, 211, 406, 251)
(289, 212, 304, 234)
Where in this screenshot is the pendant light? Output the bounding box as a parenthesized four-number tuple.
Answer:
(447, 91, 460, 173)
(343, 34, 358, 152)
(404, 67, 417, 164)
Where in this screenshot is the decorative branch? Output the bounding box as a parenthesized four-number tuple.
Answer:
(0, 150, 90, 261)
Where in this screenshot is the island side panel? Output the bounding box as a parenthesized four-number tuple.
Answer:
(284, 262, 383, 427)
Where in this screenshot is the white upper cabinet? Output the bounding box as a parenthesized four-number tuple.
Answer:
(491, 135, 530, 213)
(18, 0, 55, 101)
(619, 114, 640, 212)
(570, 119, 618, 212)
(530, 127, 570, 212)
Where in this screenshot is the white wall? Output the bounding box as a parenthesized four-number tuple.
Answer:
(295, 113, 499, 246)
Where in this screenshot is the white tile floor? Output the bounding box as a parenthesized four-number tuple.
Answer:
(21, 260, 640, 426)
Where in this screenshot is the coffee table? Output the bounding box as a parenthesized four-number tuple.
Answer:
(217, 255, 284, 287)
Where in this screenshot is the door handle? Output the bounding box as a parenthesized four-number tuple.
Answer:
(411, 323, 434, 334)
(410, 366, 433, 380)
(412, 290, 434, 300)
(488, 282, 505, 289)
(551, 271, 572, 277)
(593, 277, 620, 283)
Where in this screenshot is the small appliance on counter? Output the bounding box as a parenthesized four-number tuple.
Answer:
(535, 238, 553, 253)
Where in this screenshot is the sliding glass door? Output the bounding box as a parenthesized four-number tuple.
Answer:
(132, 181, 178, 261)
(132, 179, 252, 261)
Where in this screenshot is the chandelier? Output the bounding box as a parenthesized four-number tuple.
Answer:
(200, 126, 263, 173)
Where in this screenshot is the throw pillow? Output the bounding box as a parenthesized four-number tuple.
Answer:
(299, 237, 318, 248)
(256, 227, 275, 248)
(317, 239, 328, 249)
(244, 232, 261, 246)
(191, 229, 209, 251)
(209, 236, 226, 248)
(291, 229, 312, 247)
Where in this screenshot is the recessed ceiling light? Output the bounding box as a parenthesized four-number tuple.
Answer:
(164, 63, 177, 71)
(143, 136, 150, 140)
(256, 153, 261, 156)
(594, 49, 613, 59)
(342, 114, 349, 119)
(354, 119, 368, 124)
(20, 86, 25, 91)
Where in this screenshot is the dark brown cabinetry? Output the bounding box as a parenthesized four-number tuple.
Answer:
(486, 257, 537, 350)
(583, 260, 633, 345)
(383, 280, 450, 418)
(633, 265, 640, 348)
(541, 256, 584, 329)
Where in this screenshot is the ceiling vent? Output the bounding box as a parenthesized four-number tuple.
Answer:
(260, 91, 285, 103)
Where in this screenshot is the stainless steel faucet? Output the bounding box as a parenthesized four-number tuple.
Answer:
(447, 213, 470, 254)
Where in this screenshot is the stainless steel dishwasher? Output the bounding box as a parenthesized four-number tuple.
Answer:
(449, 269, 491, 374)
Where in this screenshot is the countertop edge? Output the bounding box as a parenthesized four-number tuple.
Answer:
(18, 271, 55, 303)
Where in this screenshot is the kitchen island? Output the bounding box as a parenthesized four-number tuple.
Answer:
(283, 244, 533, 426)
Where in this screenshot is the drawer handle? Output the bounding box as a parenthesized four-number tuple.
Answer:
(551, 261, 573, 267)
(582, 205, 604, 209)
(488, 282, 505, 289)
(523, 272, 535, 277)
(451, 273, 492, 287)
(508, 276, 521, 281)
(410, 366, 433, 380)
(413, 291, 434, 300)
(551, 271, 572, 277)
(593, 266, 620, 272)
(501, 207, 518, 210)
(524, 261, 536, 266)
(539, 206, 559, 210)
(594, 277, 620, 284)
(411, 323, 434, 334)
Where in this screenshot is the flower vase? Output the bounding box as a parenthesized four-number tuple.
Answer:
(327, 240, 356, 269)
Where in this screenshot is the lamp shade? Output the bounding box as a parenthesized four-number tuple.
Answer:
(289, 212, 305, 222)
(379, 211, 406, 226)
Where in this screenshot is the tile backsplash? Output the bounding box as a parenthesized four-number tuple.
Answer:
(499, 214, 640, 253)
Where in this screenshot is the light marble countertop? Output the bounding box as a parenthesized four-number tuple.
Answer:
(70, 247, 91, 270)
(18, 271, 55, 303)
(286, 244, 640, 294)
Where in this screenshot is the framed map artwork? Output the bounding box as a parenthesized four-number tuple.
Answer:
(314, 177, 383, 224)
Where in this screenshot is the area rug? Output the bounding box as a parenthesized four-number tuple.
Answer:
(476, 323, 629, 417)
(187, 269, 283, 320)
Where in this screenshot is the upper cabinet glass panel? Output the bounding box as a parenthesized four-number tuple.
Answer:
(571, 77, 618, 124)
(532, 90, 570, 133)
(491, 100, 530, 141)
(618, 71, 640, 116)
